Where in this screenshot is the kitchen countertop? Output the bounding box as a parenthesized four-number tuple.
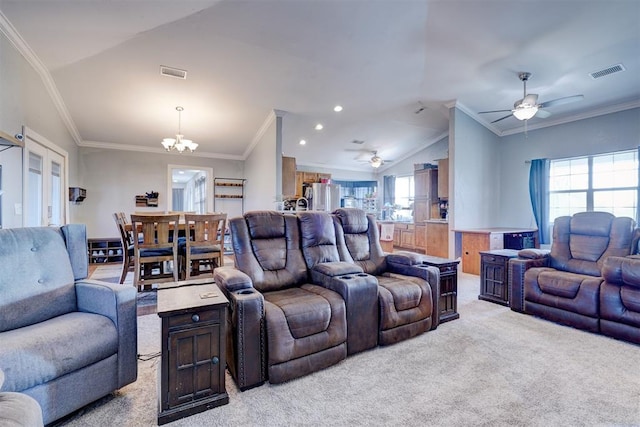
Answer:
(452, 227, 537, 233)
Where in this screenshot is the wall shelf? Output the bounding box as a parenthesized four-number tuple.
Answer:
(214, 177, 246, 213)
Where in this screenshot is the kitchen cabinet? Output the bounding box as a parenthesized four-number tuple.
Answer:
(426, 221, 448, 258)
(295, 171, 332, 198)
(414, 168, 438, 222)
(282, 156, 296, 197)
(392, 223, 414, 249)
(414, 224, 427, 252)
(401, 224, 415, 248)
(437, 158, 449, 200)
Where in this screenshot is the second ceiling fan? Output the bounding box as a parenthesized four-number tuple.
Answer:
(480, 72, 584, 124)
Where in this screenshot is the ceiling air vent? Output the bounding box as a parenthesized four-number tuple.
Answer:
(160, 65, 187, 80)
(589, 64, 625, 80)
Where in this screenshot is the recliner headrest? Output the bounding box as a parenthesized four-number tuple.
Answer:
(245, 211, 285, 239)
(299, 211, 336, 247)
(570, 211, 614, 236)
(334, 208, 368, 234)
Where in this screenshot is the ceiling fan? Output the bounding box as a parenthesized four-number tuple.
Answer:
(479, 72, 584, 124)
(366, 151, 393, 168)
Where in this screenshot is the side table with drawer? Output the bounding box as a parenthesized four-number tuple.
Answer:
(157, 281, 229, 425)
(479, 249, 520, 306)
(418, 256, 461, 323)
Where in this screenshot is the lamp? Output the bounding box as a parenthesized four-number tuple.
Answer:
(513, 104, 538, 121)
(370, 155, 383, 168)
(161, 106, 198, 153)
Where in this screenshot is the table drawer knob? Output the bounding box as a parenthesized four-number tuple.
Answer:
(211, 356, 220, 365)
(191, 314, 200, 322)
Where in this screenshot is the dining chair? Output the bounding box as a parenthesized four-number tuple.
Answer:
(112, 212, 135, 284)
(130, 214, 180, 290)
(179, 213, 227, 280)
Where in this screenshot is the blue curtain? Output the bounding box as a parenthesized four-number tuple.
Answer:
(383, 175, 395, 206)
(529, 159, 549, 244)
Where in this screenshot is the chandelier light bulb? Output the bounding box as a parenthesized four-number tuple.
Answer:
(161, 106, 197, 153)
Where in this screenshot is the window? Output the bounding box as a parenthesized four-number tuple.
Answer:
(394, 175, 414, 221)
(549, 149, 639, 223)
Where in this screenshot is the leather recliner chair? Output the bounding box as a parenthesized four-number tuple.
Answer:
(332, 208, 440, 345)
(510, 211, 635, 332)
(213, 211, 348, 390)
(600, 256, 640, 344)
(297, 211, 380, 355)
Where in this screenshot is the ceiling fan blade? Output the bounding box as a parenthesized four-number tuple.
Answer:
(536, 109, 552, 119)
(539, 95, 584, 109)
(491, 114, 513, 123)
(522, 94, 538, 105)
(479, 109, 512, 114)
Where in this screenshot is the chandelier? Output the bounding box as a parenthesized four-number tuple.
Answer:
(161, 106, 198, 153)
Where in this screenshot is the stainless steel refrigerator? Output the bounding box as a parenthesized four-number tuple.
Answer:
(310, 183, 341, 211)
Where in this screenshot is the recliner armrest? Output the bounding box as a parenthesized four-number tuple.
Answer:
(75, 280, 137, 387)
(214, 266, 254, 294)
(311, 261, 363, 278)
(508, 257, 550, 312)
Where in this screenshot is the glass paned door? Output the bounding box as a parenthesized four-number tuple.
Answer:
(23, 133, 66, 227)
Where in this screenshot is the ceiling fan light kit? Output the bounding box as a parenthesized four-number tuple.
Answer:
(479, 71, 584, 125)
(161, 106, 198, 153)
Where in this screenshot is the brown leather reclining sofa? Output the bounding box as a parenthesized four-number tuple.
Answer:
(214, 209, 441, 390)
(509, 211, 639, 343)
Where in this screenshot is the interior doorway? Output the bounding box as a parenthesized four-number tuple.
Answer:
(166, 165, 214, 213)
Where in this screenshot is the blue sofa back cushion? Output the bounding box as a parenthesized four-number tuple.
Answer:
(0, 227, 76, 333)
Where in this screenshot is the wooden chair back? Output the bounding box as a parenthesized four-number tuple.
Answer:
(130, 214, 180, 288)
(181, 213, 227, 280)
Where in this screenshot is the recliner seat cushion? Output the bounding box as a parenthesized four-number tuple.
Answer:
(524, 267, 602, 317)
(377, 274, 432, 330)
(0, 312, 118, 392)
(264, 284, 346, 366)
(264, 287, 331, 338)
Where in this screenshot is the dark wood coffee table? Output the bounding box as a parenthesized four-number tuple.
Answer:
(157, 279, 229, 425)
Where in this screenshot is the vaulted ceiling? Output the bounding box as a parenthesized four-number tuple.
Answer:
(1, 0, 638, 171)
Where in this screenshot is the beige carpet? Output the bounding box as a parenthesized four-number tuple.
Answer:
(56, 271, 640, 426)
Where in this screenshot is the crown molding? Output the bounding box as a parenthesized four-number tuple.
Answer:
(242, 110, 278, 159)
(0, 11, 83, 146)
(80, 140, 244, 160)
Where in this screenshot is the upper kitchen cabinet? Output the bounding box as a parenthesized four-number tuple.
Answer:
(414, 167, 438, 221)
(437, 158, 449, 200)
(282, 156, 296, 197)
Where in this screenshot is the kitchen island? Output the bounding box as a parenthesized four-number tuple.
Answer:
(384, 219, 449, 258)
(453, 227, 539, 275)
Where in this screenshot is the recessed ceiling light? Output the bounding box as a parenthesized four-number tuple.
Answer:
(299, 139, 306, 145)
(333, 105, 343, 112)
(315, 123, 323, 130)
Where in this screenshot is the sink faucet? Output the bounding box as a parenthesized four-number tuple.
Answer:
(296, 197, 308, 211)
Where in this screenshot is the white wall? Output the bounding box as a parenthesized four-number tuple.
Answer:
(499, 107, 640, 228)
(450, 107, 502, 230)
(78, 148, 244, 237)
(244, 114, 278, 212)
(0, 31, 79, 228)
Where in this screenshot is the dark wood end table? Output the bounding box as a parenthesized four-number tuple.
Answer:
(479, 249, 520, 306)
(418, 256, 461, 323)
(157, 280, 229, 425)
